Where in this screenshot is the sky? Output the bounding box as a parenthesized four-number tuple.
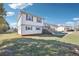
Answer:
(3, 3, 79, 27)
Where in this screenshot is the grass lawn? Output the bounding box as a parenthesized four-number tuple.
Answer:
(61, 32, 79, 45)
(0, 32, 79, 56)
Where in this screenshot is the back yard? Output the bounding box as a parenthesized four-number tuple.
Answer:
(0, 32, 79, 56)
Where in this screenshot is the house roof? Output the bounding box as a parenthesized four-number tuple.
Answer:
(17, 10, 45, 22)
(20, 10, 44, 19)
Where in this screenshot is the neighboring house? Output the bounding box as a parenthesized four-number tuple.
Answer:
(65, 26, 75, 31)
(74, 21, 79, 31)
(56, 26, 65, 32)
(17, 11, 44, 35)
(7, 27, 17, 32)
(44, 23, 65, 32)
(55, 25, 65, 32)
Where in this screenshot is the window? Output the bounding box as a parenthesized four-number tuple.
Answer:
(26, 14, 33, 21)
(26, 26, 32, 30)
(37, 18, 42, 23)
(36, 27, 41, 30)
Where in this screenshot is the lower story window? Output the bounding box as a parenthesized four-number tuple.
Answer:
(36, 27, 41, 30)
(26, 26, 32, 30)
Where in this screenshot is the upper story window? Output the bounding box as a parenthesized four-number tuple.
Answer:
(26, 14, 33, 21)
(37, 17, 42, 23)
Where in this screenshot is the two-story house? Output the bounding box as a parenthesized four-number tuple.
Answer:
(17, 11, 44, 35)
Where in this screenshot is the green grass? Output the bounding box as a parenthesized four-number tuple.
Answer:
(61, 32, 79, 45)
(0, 32, 79, 56)
(0, 38, 78, 56)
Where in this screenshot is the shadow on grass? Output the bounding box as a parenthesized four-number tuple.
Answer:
(23, 33, 65, 38)
(0, 38, 79, 56)
(0, 32, 16, 34)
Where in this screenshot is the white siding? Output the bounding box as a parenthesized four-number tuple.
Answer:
(22, 14, 44, 26)
(17, 12, 44, 35)
(17, 16, 22, 34)
(21, 25, 42, 35)
(56, 26, 65, 32)
(18, 26, 21, 34)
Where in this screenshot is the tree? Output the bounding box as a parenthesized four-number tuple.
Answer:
(0, 3, 10, 33)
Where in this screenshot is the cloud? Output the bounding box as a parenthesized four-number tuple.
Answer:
(65, 21, 74, 26)
(6, 12, 15, 16)
(11, 22, 16, 26)
(73, 18, 79, 21)
(9, 3, 33, 9)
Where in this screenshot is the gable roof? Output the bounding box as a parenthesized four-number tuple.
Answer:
(20, 10, 44, 19)
(17, 10, 45, 22)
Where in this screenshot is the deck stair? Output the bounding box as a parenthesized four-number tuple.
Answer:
(42, 25, 55, 34)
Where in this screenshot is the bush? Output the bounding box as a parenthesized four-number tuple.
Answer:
(0, 16, 10, 33)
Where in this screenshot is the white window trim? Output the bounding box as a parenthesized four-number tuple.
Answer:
(36, 27, 41, 30)
(25, 26, 32, 30)
(26, 14, 33, 21)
